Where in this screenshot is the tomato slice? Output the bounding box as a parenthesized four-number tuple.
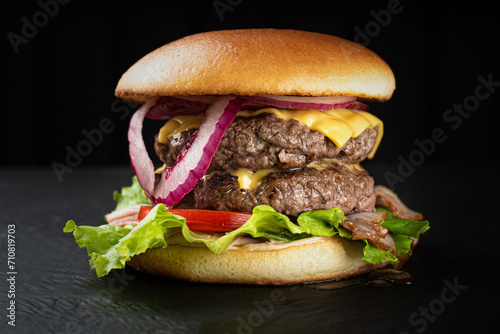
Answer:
(137, 206, 251, 233)
(138, 205, 155, 221)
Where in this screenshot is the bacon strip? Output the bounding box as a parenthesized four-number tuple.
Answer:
(374, 185, 423, 220)
(341, 211, 397, 255)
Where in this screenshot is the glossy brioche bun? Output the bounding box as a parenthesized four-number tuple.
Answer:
(127, 236, 388, 285)
(115, 29, 395, 104)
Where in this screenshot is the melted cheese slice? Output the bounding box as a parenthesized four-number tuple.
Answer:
(228, 168, 279, 190)
(158, 115, 204, 140)
(228, 158, 364, 190)
(158, 107, 383, 159)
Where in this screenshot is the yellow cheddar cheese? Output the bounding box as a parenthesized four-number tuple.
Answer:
(158, 107, 383, 159)
(227, 168, 279, 190)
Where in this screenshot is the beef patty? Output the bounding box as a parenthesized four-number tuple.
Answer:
(155, 113, 378, 171)
(194, 160, 375, 216)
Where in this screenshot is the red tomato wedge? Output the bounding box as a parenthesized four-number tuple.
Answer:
(138, 206, 251, 233)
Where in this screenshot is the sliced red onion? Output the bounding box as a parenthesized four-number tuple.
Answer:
(348, 100, 369, 111)
(147, 104, 206, 120)
(128, 97, 158, 195)
(240, 100, 269, 111)
(242, 95, 356, 111)
(146, 96, 215, 120)
(148, 95, 360, 121)
(147, 96, 265, 120)
(157, 96, 218, 108)
(153, 96, 244, 206)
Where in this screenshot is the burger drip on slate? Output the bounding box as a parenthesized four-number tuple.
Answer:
(64, 29, 429, 285)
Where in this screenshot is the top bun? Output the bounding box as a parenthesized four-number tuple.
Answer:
(115, 29, 395, 104)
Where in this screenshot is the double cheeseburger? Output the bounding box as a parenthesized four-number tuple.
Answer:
(65, 29, 429, 285)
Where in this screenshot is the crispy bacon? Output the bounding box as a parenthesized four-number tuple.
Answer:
(374, 185, 423, 220)
(341, 211, 397, 255)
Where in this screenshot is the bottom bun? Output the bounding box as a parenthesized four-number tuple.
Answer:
(127, 236, 388, 285)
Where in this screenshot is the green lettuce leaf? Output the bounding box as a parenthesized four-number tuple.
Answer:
(202, 206, 346, 254)
(296, 208, 346, 236)
(360, 240, 399, 265)
(391, 234, 414, 258)
(381, 217, 430, 238)
(112, 176, 150, 211)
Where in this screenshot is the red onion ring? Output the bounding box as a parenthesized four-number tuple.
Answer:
(132, 96, 244, 207)
(128, 97, 158, 195)
(147, 104, 206, 120)
(157, 96, 218, 109)
(347, 100, 369, 111)
(242, 95, 356, 111)
(147, 96, 265, 120)
(147, 95, 360, 120)
(146, 96, 213, 120)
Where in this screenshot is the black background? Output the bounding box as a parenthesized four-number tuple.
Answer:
(2, 1, 499, 333)
(4, 0, 500, 167)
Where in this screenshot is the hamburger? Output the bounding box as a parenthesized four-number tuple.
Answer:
(64, 29, 429, 285)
